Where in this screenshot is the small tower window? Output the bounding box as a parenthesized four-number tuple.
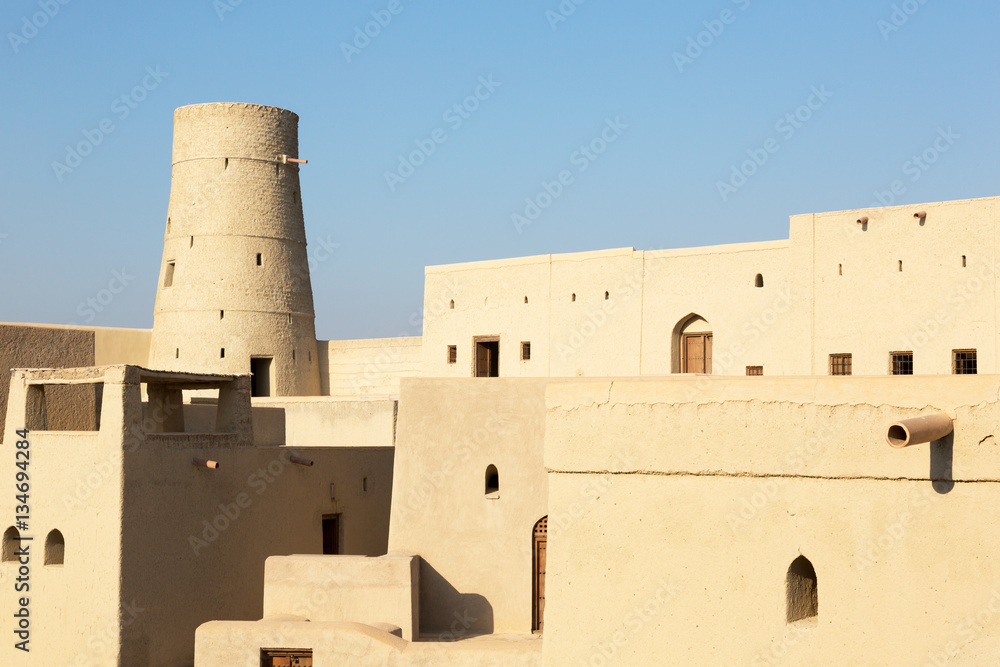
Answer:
(962, 255, 967, 268)
(166, 217, 171, 233)
(45, 530, 64, 566)
(164, 261, 175, 287)
(224, 157, 229, 169)
(786, 555, 818, 623)
(450, 300, 455, 310)
(292, 349, 296, 361)
(256, 253, 262, 266)
(838, 264, 842, 276)
(521, 342, 531, 361)
(220, 310, 224, 319)
(189, 236, 194, 248)
(220, 348, 225, 358)
(898, 260, 903, 272)
(524, 296, 529, 304)
(485, 464, 499, 495)
(2, 526, 19, 562)
(175, 348, 179, 359)
(604, 291, 610, 300)
(571, 293, 576, 302)
(362, 477, 369, 493)
(755, 274, 763, 288)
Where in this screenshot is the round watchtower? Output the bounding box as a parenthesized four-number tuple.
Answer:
(149, 103, 321, 397)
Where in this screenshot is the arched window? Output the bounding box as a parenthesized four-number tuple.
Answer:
(45, 530, 64, 566)
(755, 273, 764, 288)
(485, 465, 499, 495)
(2, 526, 19, 562)
(786, 555, 818, 623)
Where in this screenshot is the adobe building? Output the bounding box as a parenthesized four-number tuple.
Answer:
(2, 102, 1000, 665)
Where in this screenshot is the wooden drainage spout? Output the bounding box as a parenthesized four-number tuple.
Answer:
(886, 413, 953, 448)
(193, 458, 220, 469)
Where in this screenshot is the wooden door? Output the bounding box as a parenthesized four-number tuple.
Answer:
(682, 333, 713, 373)
(533, 517, 547, 633)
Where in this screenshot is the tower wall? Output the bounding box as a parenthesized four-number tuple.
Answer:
(149, 103, 321, 396)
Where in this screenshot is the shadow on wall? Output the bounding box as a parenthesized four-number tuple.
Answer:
(419, 559, 494, 639)
(930, 432, 954, 494)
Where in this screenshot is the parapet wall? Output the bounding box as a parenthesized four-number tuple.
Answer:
(319, 337, 421, 397)
(543, 375, 1000, 665)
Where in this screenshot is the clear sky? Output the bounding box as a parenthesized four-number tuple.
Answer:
(1, 1, 997, 339)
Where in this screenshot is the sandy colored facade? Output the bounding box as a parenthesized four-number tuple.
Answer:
(5, 101, 1000, 665)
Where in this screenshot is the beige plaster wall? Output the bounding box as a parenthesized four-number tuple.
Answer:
(94, 326, 151, 367)
(249, 397, 398, 448)
(195, 620, 542, 666)
(120, 438, 393, 666)
(319, 337, 422, 397)
(262, 553, 419, 640)
(543, 375, 1000, 665)
(422, 196, 1000, 381)
(388, 378, 549, 636)
(0, 369, 126, 666)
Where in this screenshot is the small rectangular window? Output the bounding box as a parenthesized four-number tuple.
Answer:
(256, 253, 262, 266)
(746, 366, 763, 376)
(220, 348, 225, 359)
(447, 345, 457, 364)
(521, 341, 531, 361)
(830, 353, 852, 376)
(890, 352, 913, 375)
(164, 261, 175, 287)
(953, 349, 977, 375)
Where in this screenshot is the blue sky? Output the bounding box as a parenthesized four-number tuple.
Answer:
(1, 1, 997, 339)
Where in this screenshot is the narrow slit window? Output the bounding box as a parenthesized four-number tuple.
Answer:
(605, 291, 610, 300)
(447, 345, 457, 364)
(953, 349, 977, 375)
(962, 255, 967, 268)
(220, 310, 224, 319)
(890, 352, 913, 375)
(450, 300, 455, 310)
(755, 273, 764, 288)
(485, 464, 499, 495)
(898, 260, 903, 272)
(524, 296, 529, 304)
(292, 349, 296, 361)
(362, 477, 369, 493)
(175, 348, 179, 359)
(164, 261, 175, 287)
(838, 264, 842, 276)
(220, 348, 225, 359)
(256, 253, 262, 266)
(190, 236, 194, 248)
(521, 342, 531, 361)
(571, 293, 576, 302)
(830, 353, 852, 376)
(224, 157, 229, 169)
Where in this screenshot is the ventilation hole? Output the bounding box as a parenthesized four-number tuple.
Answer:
(485, 464, 499, 495)
(786, 555, 818, 623)
(755, 274, 764, 288)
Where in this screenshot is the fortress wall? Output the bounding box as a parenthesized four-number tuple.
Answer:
(249, 396, 399, 448)
(388, 378, 550, 636)
(543, 375, 1000, 665)
(319, 337, 422, 397)
(810, 196, 1000, 375)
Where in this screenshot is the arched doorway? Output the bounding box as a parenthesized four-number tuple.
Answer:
(673, 314, 713, 373)
(532, 516, 547, 633)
